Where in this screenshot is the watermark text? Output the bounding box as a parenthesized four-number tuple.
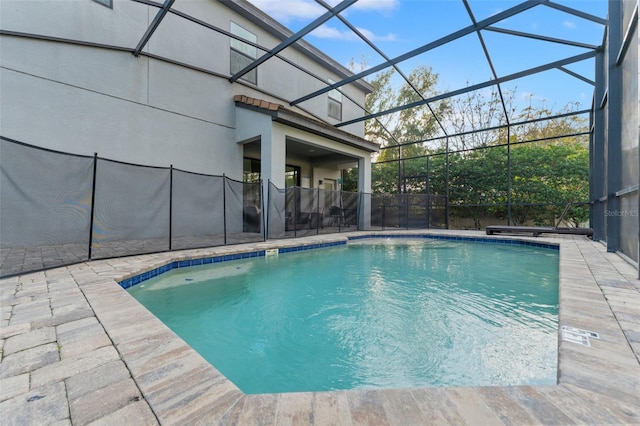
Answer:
(604, 209, 639, 217)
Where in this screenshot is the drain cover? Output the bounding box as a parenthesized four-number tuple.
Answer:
(561, 326, 599, 347)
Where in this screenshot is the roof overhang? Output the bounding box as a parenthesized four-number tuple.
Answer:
(234, 96, 379, 153)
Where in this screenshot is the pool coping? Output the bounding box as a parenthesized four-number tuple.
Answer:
(1, 229, 639, 425)
(117, 235, 558, 290)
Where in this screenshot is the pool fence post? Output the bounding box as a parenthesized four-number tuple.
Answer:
(357, 191, 361, 231)
(426, 155, 430, 229)
(263, 179, 267, 241)
(87, 152, 98, 260)
(223, 174, 227, 245)
(294, 186, 298, 237)
(427, 193, 431, 229)
(316, 187, 320, 235)
(339, 190, 343, 232)
(507, 125, 512, 226)
(405, 193, 409, 230)
(169, 164, 173, 251)
(382, 200, 386, 231)
(445, 137, 450, 229)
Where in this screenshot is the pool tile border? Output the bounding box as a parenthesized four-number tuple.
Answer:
(118, 242, 350, 290)
(278, 240, 346, 253)
(118, 250, 266, 289)
(118, 236, 557, 291)
(349, 233, 559, 250)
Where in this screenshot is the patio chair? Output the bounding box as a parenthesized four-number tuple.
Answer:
(243, 206, 261, 233)
(329, 206, 342, 226)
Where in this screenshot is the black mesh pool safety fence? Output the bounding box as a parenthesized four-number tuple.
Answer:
(1, 138, 93, 274)
(367, 192, 447, 231)
(0, 138, 264, 277)
(171, 169, 225, 250)
(267, 183, 351, 239)
(91, 157, 171, 259)
(1, 137, 448, 278)
(266, 182, 447, 239)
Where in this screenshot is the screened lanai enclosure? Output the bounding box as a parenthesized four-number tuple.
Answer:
(0, 0, 638, 278)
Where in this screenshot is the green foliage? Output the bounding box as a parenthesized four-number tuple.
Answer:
(365, 66, 447, 193)
(443, 142, 589, 227)
(366, 66, 447, 149)
(510, 142, 589, 226)
(341, 168, 358, 192)
(448, 147, 508, 227)
(365, 67, 590, 228)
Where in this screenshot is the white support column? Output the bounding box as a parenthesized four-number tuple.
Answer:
(262, 124, 287, 236)
(235, 108, 286, 238)
(261, 124, 286, 190)
(357, 154, 372, 194)
(358, 155, 372, 229)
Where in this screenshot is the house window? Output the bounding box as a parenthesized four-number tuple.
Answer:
(230, 22, 257, 84)
(243, 158, 261, 183)
(243, 158, 300, 188)
(327, 78, 342, 120)
(285, 165, 300, 188)
(92, 0, 112, 8)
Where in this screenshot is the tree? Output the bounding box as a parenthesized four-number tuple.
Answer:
(365, 67, 446, 146)
(363, 66, 448, 193)
(447, 146, 509, 227)
(498, 99, 589, 225)
(446, 107, 589, 226)
(441, 142, 589, 227)
(357, 62, 590, 228)
(444, 88, 514, 151)
(365, 67, 590, 227)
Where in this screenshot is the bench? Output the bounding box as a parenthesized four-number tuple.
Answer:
(486, 225, 593, 238)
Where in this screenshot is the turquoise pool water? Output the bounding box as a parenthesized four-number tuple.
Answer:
(128, 238, 559, 394)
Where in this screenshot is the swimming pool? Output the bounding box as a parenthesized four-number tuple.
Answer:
(128, 237, 559, 394)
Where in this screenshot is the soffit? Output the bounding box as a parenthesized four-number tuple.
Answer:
(234, 95, 379, 153)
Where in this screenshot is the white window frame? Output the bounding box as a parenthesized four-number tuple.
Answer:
(230, 22, 258, 85)
(327, 78, 342, 120)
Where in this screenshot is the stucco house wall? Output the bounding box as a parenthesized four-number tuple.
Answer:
(0, 0, 374, 183)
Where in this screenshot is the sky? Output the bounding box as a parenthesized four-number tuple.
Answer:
(246, 0, 608, 122)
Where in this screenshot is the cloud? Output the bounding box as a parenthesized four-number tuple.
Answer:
(246, 1, 398, 44)
(247, 0, 398, 23)
(311, 25, 356, 40)
(310, 24, 397, 42)
(248, 0, 324, 23)
(351, 0, 398, 12)
(317, 0, 398, 12)
(357, 27, 397, 42)
(563, 20, 577, 29)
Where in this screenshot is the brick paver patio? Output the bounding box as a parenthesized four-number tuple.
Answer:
(1, 230, 638, 425)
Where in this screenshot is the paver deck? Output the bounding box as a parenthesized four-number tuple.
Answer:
(1, 230, 639, 425)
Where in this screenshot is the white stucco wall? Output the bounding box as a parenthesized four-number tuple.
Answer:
(0, 0, 147, 47)
(0, 37, 241, 177)
(0, 0, 370, 178)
